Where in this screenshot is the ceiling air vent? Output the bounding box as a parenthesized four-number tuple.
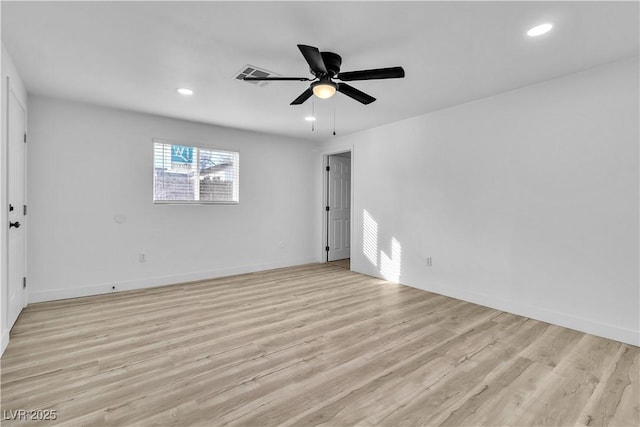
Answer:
(235, 65, 280, 87)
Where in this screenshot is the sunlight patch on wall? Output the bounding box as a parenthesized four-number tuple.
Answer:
(363, 209, 378, 267)
(380, 237, 402, 283)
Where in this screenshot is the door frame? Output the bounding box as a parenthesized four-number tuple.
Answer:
(7, 84, 27, 310)
(2, 74, 28, 354)
(321, 147, 354, 264)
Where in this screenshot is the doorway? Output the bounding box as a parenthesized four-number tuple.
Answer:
(326, 152, 351, 263)
(6, 82, 27, 331)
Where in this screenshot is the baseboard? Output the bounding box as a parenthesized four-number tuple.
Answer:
(28, 257, 319, 304)
(26, 259, 639, 347)
(1, 328, 9, 357)
(419, 279, 639, 347)
(360, 271, 639, 347)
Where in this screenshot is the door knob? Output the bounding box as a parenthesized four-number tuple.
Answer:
(9, 221, 20, 229)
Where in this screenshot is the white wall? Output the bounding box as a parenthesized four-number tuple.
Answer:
(1, 44, 28, 354)
(321, 58, 639, 346)
(27, 96, 320, 302)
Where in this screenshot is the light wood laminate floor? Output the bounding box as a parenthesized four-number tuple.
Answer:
(1, 263, 638, 426)
(329, 259, 350, 270)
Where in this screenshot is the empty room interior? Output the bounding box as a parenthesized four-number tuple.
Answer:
(1, 1, 639, 426)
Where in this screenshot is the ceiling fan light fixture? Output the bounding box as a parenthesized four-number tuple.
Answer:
(312, 81, 337, 99)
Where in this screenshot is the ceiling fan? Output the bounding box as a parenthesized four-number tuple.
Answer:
(243, 44, 405, 105)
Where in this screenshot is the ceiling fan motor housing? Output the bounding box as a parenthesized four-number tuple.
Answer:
(319, 52, 342, 77)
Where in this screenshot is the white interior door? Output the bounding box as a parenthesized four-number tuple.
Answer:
(327, 154, 351, 261)
(7, 88, 27, 330)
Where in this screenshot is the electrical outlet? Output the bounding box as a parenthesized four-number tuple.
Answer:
(278, 241, 285, 248)
(139, 253, 146, 262)
(426, 257, 432, 267)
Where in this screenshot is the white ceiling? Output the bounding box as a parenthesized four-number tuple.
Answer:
(2, 1, 638, 141)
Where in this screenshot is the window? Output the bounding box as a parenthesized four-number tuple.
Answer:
(153, 139, 239, 204)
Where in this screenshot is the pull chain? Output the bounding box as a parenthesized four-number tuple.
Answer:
(333, 107, 336, 136)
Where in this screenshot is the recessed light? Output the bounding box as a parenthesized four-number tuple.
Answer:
(304, 116, 316, 122)
(177, 88, 194, 96)
(527, 23, 553, 37)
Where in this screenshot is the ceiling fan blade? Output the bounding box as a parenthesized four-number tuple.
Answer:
(243, 76, 311, 81)
(297, 44, 327, 75)
(290, 88, 313, 105)
(337, 83, 376, 105)
(337, 66, 405, 81)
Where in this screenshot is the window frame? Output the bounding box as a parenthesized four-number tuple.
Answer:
(152, 138, 240, 205)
